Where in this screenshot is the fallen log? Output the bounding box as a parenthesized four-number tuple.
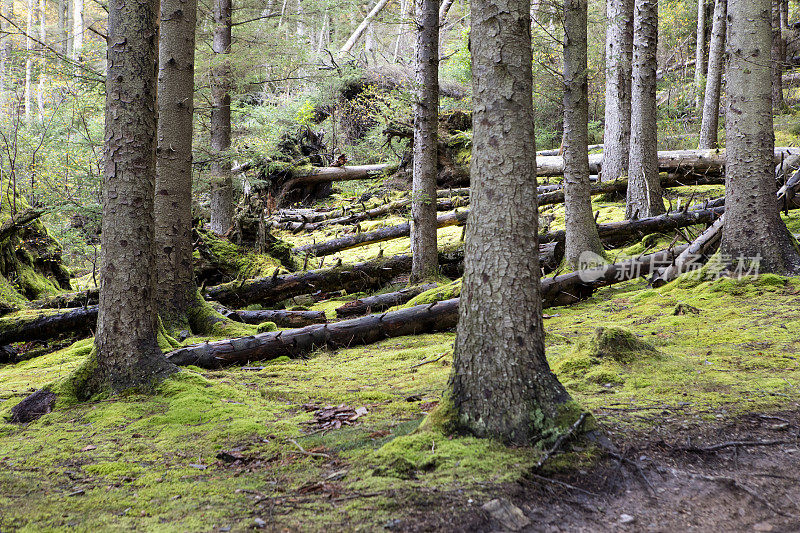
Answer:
(167, 246, 686, 368)
(204, 250, 464, 307)
(31, 289, 99, 309)
(536, 147, 800, 177)
(294, 210, 469, 257)
(221, 308, 328, 328)
(0, 306, 98, 345)
(277, 164, 390, 199)
(335, 283, 438, 318)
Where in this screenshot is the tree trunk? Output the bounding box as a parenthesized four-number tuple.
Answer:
(220, 308, 328, 327)
(626, 0, 664, 218)
(155, 0, 198, 330)
(37, 0, 45, 122)
(694, 0, 708, 109)
(410, 0, 439, 282)
(602, 0, 633, 182)
(563, 0, 604, 268)
(339, 0, 392, 55)
(209, 0, 234, 234)
(721, 0, 800, 274)
(772, 0, 785, 111)
(57, 0, 67, 56)
(0, 307, 98, 345)
(24, 0, 32, 121)
(72, 0, 83, 61)
(66, 0, 73, 60)
(450, 0, 572, 445)
(89, 0, 178, 395)
(698, 0, 726, 149)
(0, 0, 12, 116)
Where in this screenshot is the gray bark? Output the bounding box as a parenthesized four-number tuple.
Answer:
(72, 0, 83, 61)
(450, 0, 572, 445)
(0, 0, 11, 115)
(209, 0, 234, 234)
(24, 0, 32, 120)
(410, 0, 439, 282)
(602, 0, 634, 182)
(698, 0, 726, 149)
(37, 0, 44, 122)
(694, 0, 708, 109)
(58, 0, 67, 56)
(626, 0, 664, 218)
(155, 0, 198, 329)
(563, 0, 604, 267)
(92, 0, 178, 394)
(721, 0, 800, 274)
(772, 0, 785, 111)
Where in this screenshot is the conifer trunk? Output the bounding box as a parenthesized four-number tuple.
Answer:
(410, 0, 439, 282)
(602, 0, 633, 182)
(209, 0, 234, 234)
(698, 0, 726, 149)
(450, 0, 573, 444)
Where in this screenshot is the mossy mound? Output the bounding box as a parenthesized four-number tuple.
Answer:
(581, 326, 659, 364)
(193, 229, 295, 285)
(403, 278, 462, 308)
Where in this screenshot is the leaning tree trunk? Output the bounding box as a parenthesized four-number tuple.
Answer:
(209, 0, 234, 234)
(410, 0, 439, 282)
(772, 0, 786, 112)
(602, 0, 633, 182)
(563, 0, 604, 267)
(626, 0, 664, 219)
(90, 0, 178, 394)
(450, 0, 573, 445)
(155, 0, 198, 331)
(721, 0, 800, 274)
(694, 0, 707, 109)
(339, 0, 392, 55)
(698, 0, 726, 149)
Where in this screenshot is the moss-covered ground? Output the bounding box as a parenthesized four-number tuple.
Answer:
(4, 175, 800, 531)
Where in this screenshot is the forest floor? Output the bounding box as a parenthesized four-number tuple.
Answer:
(3, 176, 800, 531)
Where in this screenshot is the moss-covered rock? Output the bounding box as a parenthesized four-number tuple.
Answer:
(579, 326, 660, 364)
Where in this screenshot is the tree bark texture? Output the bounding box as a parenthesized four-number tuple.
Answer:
(92, 0, 177, 393)
(209, 0, 234, 234)
(698, 0, 726, 149)
(72, 0, 83, 61)
(334, 283, 438, 318)
(155, 0, 198, 330)
(772, 0, 786, 111)
(563, 0, 604, 267)
(410, 0, 440, 282)
(602, 0, 634, 182)
(694, 0, 708, 109)
(722, 0, 800, 274)
(626, 0, 664, 218)
(450, 0, 572, 445)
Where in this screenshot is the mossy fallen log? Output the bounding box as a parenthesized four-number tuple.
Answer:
(218, 307, 328, 328)
(31, 289, 99, 309)
(0, 306, 98, 345)
(167, 246, 686, 368)
(334, 283, 438, 318)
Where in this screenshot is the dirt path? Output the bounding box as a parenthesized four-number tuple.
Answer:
(406, 410, 800, 532)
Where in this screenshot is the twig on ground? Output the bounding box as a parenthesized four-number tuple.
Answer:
(527, 473, 598, 497)
(410, 353, 447, 368)
(534, 412, 589, 470)
(287, 439, 331, 459)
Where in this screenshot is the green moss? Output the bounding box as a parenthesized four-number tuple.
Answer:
(579, 326, 660, 363)
(256, 321, 278, 333)
(403, 279, 462, 307)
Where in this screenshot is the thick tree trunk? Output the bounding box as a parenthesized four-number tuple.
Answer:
(89, 0, 178, 394)
(0, 0, 11, 115)
(410, 0, 440, 282)
(602, 0, 634, 182)
(694, 0, 708, 109)
(209, 0, 234, 234)
(722, 0, 800, 274)
(626, 0, 664, 218)
(772, 0, 786, 111)
(563, 0, 604, 268)
(57, 0, 67, 56)
(167, 246, 686, 368)
(698, 0, 726, 149)
(155, 0, 198, 330)
(335, 283, 438, 318)
(451, 0, 572, 445)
